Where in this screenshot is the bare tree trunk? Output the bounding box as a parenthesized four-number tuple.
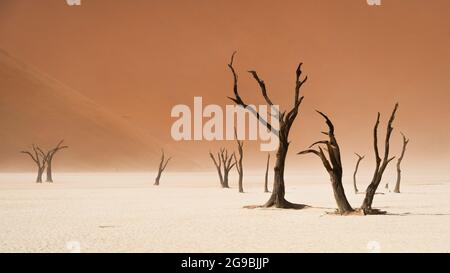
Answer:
(21, 145, 48, 184)
(299, 111, 353, 214)
(234, 132, 244, 193)
(210, 149, 235, 188)
(353, 153, 364, 194)
(394, 133, 409, 193)
(264, 154, 270, 193)
(39, 140, 69, 183)
(361, 103, 398, 213)
(228, 52, 308, 209)
(209, 152, 224, 187)
(37, 168, 44, 183)
(46, 159, 53, 183)
(154, 150, 171, 186)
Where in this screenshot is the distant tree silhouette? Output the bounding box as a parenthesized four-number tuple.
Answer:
(209, 148, 235, 188)
(353, 153, 365, 194)
(393, 133, 409, 193)
(233, 131, 244, 193)
(21, 145, 48, 183)
(264, 154, 270, 193)
(44, 140, 68, 183)
(154, 150, 171, 186)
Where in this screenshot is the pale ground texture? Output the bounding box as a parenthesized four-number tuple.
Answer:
(0, 172, 449, 253)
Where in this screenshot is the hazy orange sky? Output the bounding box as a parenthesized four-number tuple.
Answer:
(1, 0, 450, 177)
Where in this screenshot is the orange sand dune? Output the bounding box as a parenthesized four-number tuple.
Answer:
(0, 49, 165, 171)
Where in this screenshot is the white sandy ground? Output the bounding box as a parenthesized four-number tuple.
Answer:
(0, 172, 450, 253)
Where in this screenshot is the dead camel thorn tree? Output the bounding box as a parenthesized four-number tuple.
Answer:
(298, 111, 355, 215)
(44, 140, 68, 183)
(21, 145, 48, 183)
(154, 150, 171, 186)
(209, 148, 235, 188)
(233, 130, 244, 193)
(264, 153, 271, 193)
(393, 132, 409, 193)
(228, 51, 308, 209)
(353, 153, 365, 194)
(361, 103, 399, 214)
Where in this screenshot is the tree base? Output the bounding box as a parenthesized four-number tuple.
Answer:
(244, 199, 309, 210)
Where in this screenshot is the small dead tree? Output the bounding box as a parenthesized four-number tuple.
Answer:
(44, 140, 68, 183)
(393, 132, 409, 193)
(234, 133, 244, 193)
(264, 154, 270, 193)
(154, 150, 171, 186)
(228, 52, 308, 209)
(353, 153, 365, 194)
(361, 103, 399, 214)
(210, 148, 235, 188)
(21, 145, 48, 183)
(298, 111, 354, 215)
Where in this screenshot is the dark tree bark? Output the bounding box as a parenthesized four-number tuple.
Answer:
(299, 111, 354, 215)
(393, 133, 409, 193)
(234, 131, 244, 193)
(44, 140, 68, 183)
(210, 148, 235, 188)
(264, 154, 270, 193)
(361, 103, 399, 213)
(154, 150, 171, 186)
(353, 153, 365, 194)
(228, 52, 308, 209)
(21, 145, 48, 183)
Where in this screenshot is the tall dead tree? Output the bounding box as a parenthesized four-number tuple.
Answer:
(353, 153, 365, 194)
(21, 145, 48, 183)
(264, 154, 270, 193)
(298, 111, 354, 215)
(393, 133, 409, 193)
(44, 140, 68, 183)
(210, 148, 235, 188)
(361, 103, 399, 213)
(234, 132, 244, 193)
(154, 150, 171, 186)
(228, 52, 308, 209)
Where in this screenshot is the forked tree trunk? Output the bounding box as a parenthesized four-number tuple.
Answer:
(264, 154, 270, 193)
(41, 140, 68, 183)
(299, 111, 353, 214)
(210, 149, 235, 188)
(228, 52, 308, 209)
(361, 103, 399, 213)
(353, 153, 364, 194)
(154, 150, 171, 186)
(394, 133, 409, 193)
(21, 145, 48, 184)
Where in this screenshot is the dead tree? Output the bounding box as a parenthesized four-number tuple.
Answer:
(361, 103, 399, 213)
(353, 153, 365, 194)
(210, 148, 235, 188)
(154, 150, 171, 186)
(44, 140, 68, 183)
(228, 52, 308, 209)
(298, 111, 354, 215)
(234, 132, 244, 193)
(393, 133, 409, 193)
(264, 154, 270, 193)
(21, 145, 48, 183)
